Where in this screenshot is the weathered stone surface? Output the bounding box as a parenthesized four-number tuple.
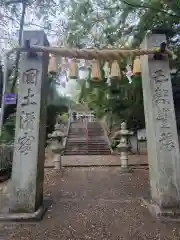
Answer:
(140, 33, 180, 209)
(9, 31, 49, 213)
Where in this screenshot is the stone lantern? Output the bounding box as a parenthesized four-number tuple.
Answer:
(48, 122, 66, 169)
(114, 122, 133, 173)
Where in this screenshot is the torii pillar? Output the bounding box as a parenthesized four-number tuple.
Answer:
(140, 32, 180, 216)
(0, 30, 49, 221)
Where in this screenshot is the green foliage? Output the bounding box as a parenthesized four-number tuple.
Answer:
(65, 0, 180, 49)
(66, 0, 180, 130)
(2, 0, 180, 132)
(46, 104, 68, 140)
(78, 60, 145, 129)
(57, 113, 69, 123)
(107, 75, 145, 130)
(111, 139, 119, 150)
(0, 113, 15, 143)
(0, 73, 71, 143)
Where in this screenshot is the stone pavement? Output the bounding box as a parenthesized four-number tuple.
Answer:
(45, 152, 148, 167)
(0, 167, 180, 239)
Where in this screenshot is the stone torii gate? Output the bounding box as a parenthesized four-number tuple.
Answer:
(0, 30, 180, 220)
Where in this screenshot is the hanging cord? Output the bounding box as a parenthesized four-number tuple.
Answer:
(6, 41, 176, 60)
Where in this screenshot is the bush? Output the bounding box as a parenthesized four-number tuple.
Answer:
(0, 113, 15, 144)
(111, 139, 120, 149)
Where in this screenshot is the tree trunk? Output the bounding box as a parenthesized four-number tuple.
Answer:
(11, 1, 26, 93)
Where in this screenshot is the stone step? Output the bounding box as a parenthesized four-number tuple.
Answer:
(66, 139, 107, 142)
(66, 142, 108, 144)
(87, 126, 103, 128)
(68, 135, 105, 138)
(65, 146, 110, 149)
(64, 152, 111, 155)
(65, 150, 111, 153)
(68, 131, 87, 133)
(67, 138, 107, 141)
(66, 144, 109, 149)
(65, 145, 110, 149)
(65, 143, 110, 147)
(68, 135, 87, 137)
(67, 140, 107, 142)
(64, 149, 111, 155)
(67, 139, 107, 142)
(87, 127, 103, 128)
(87, 132, 103, 133)
(87, 128, 103, 130)
(87, 134, 104, 136)
(65, 145, 109, 148)
(66, 143, 109, 145)
(65, 146, 109, 148)
(64, 151, 111, 154)
(68, 138, 105, 140)
(64, 149, 111, 152)
(65, 121, 111, 155)
(87, 130, 104, 131)
(65, 147, 110, 150)
(69, 129, 104, 134)
(69, 127, 104, 129)
(67, 139, 108, 141)
(87, 128, 103, 131)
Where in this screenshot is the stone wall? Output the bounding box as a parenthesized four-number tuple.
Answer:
(129, 130, 180, 155)
(129, 136, 147, 154)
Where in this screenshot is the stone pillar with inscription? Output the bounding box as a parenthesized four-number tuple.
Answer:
(140, 32, 180, 216)
(8, 31, 49, 217)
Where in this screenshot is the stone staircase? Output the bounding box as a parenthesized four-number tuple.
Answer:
(64, 121, 111, 155)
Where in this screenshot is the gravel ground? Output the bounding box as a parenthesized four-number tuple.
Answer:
(0, 167, 180, 239)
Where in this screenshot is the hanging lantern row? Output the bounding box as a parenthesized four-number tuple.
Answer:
(133, 56, 141, 75)
(48, 55, 58, 75)
(69, 59, 78, 79)
(48, 54, 142, 81)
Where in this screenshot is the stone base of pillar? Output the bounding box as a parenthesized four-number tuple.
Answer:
(0, 202, 49, 222)
(52, 154, 62, 170)
(141, 198, 180, 221)
(120, 166, 133, 173)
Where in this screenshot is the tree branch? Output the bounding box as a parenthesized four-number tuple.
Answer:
(120, 0, 180, 18)
(0, 13, 61, 33)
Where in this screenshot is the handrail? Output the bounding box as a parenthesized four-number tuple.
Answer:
(100, 120, 113, 154)
(63, 116, 71, 150)
(103, 118, 111, 136)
